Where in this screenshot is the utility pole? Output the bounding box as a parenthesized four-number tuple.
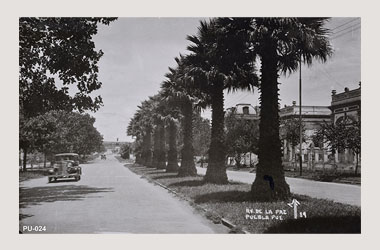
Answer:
(299, 55, 303, 176)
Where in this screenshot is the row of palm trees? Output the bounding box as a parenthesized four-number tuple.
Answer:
(127, 17, 332, 201)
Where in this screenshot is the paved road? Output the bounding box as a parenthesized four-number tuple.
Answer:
(19, 155, 227, 234)
(196, 167, 361, 207)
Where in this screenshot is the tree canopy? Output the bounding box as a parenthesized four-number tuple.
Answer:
(225, 109, 259, 167)
(20, 110, 104, 159)
(314, 118, 361, 174)
(250, 18, 332, 201)
(19, 17, 117, 117)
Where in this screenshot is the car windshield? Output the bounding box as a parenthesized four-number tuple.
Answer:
(55, 155, 78, 161)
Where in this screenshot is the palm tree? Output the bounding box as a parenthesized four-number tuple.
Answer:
(127, 99, 155, 167)
(250, 18, 332, 201)
(157, 91, 182, 173)
(186, 18, 258, 184)
(161, 56, 201, 176)
(166, 118, 180, 172)
(127, 112, 143, 164)
(150, 94, 168, 170)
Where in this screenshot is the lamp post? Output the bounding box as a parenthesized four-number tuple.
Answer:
(299, 55, 302, 176)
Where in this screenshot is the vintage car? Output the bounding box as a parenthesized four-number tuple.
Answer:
(48, 153, 82, 183)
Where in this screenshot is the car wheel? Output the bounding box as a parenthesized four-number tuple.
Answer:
(48, 177, 52, 183)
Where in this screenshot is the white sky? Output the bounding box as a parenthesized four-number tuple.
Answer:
(89, 17, 360, 142)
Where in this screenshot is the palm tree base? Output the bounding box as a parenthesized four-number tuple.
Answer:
(251, 174, 290, 201)
(145, 162, 154, 168)
(178, 161, 197, 176)
(204, 162, 228, 184)
(166, 163, 179, 173)
(156, 161, 166, 169)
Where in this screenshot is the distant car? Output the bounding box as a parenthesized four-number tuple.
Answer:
(101, 154, 106, 160)
(48, 153, 82, 183)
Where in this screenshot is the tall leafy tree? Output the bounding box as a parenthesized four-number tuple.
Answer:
(192, 113, 211, 167)
(20, 110, 104, 171)
(347, 120, 361, 175)
(19, 17, 116, 167)
(280, 118, 306, 165)
(19, 17, 116, 117)
(120, 143, 131, 159)
(250, 18, 332, 201)
(315, 119, 361, 175)
(186, 18, 258, 183)
(225, 108, 259, 168)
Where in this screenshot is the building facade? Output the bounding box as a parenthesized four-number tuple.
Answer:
(226, 103, 259, 120)
(329, 85, 361, 168)
(226, 85, 361, 172)
(279, 102, 331, 170)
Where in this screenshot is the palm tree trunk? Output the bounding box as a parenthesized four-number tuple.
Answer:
(179, 100, 196, 176)
(322, 147, 325, 172)
(142, 127, 153, 167)
(22, 147, 27, 172)
(136, 150, 142, 164)
(204, 81, 228, 184)
(355, 152, 359, 175)
(235, 154, 241, 168)
(44, 152, 47, 168)
(166, 120, 179, 172)
(251, 41, 290, 201)
(152, 125, 160, 167)
(135, 136, 143, 164)
(155, 120, 166, 169)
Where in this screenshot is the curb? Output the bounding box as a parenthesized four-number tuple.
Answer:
(129, 164, 250, 234)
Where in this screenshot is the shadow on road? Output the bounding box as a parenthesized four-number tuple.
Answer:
(19, 213, 33, 221)
(48, 179, 79, 183)
(194, 191, 252, 204)
(19, 185, 114, 209)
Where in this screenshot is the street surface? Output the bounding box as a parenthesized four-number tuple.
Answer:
(19, 155, 227, 233)
(196, 167, 361, 207)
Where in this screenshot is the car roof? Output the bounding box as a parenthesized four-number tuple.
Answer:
(54, 153, 79, 157)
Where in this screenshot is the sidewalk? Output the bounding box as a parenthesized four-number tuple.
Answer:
(196, 167, 361, 207)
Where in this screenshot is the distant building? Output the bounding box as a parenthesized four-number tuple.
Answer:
(103, 141, 127, 153)
(226, 103, 259, 120)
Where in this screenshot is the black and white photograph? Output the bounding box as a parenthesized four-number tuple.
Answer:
(18, 16, 362, 234)
(3, 0, 380, 248)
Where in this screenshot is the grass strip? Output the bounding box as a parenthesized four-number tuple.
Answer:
(126, 163, 361, 234)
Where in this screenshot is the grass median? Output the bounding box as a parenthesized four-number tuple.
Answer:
(19, 169, 50, 182)
(126, 163, 361, 234)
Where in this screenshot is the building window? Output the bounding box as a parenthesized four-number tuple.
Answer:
(348, 105, 359, 111)
(334, 108, 344, 113)
(243, 106, 249, 115)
